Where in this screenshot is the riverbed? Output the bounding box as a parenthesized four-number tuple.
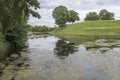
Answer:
(0, 35, 120, 80)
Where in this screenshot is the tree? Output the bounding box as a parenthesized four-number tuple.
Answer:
(0, 0, 40, 53)
(68, 10, 79, 23)
(0, 0, 40, 34)
(54, 39, 77, 59)
(52, 5, 79, 27)
(84, 12, 99, 21)
(99, 9, 114, 20)
(52, 5, 68, 27)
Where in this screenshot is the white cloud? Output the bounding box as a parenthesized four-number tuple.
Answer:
(28, 0, 120, 27)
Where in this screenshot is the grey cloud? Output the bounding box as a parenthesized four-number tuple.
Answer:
(28, 0, 120, 27)
(96, 0, 120, 6)
(39, 0, 120, 10)
(80, 0, 92, 5)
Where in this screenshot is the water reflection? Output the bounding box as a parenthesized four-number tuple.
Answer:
(29, 34, 50, 39)
(54, 39, 77, 59)
(1, 35, 120, 80)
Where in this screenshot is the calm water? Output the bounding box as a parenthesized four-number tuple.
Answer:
(3, 35, 120, 80)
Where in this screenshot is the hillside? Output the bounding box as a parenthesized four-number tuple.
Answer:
(52, 20, 120, 36)
(51, 20, 120, 43)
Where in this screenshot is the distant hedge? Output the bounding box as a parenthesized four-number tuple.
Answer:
(28, 25, 54, 32)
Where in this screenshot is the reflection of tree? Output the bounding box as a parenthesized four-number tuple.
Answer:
(54, 39, 77, 59)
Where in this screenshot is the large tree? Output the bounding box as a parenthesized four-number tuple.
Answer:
(0, 0, 40, 34)
(52, 5, 68, 27)
(0, 0, 40, 53)
(99, 9, 114, 20)
(84, 12, 99, 21)
(52, 5, 79, 27)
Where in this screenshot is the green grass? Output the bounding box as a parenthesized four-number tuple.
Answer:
(52, 20, 120, 35)
(51, 20, 120, 43)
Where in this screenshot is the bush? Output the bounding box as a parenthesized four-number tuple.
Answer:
(5, 24, 27, 53)
(29, 25, 54, 32)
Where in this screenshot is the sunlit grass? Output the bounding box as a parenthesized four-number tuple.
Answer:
(51, 20, 120, 43)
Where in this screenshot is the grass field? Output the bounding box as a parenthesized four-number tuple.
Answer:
(51, 20, 120, 43)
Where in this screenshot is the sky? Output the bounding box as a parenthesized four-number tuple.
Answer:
(28, 0, 120, 27)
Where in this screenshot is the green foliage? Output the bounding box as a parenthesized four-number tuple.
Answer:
(0, 0, 40, 57)
(54, 39, 77, 59)
(85, 12, 99, 21)
(84, 9, 114, 21)
(52, 5, 79, 27)
(6, 24, 27, 53)
(0, 0, 40, 34)
(68, 10, 79, 23)
(99, 9, 114, 20)
(52, 5, 68, 27)
(29, 25, 54, 32)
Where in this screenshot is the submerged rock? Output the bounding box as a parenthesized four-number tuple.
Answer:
(0, 63, 5, 69)
(98, 48, 110, 53)
(10, 54, 19, 59)
(0, 51, 30, 80)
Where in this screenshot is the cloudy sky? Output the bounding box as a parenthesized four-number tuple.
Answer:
(28, 0, 120, 27)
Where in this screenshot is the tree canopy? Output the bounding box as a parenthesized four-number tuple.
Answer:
(0, 0, 40, 53)
(52, 5, 68, 27)
(68, 10, 79, 23)
(52, 5, 79, 27)
(54, 39, 77, 59)
(0, 0, 40, 34)
(99, 9, 114, 20)
(84, 9, 115, 21)
(84, 12, 99, 21)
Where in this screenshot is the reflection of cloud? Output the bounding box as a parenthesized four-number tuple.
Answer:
(28, 0, 120, 27)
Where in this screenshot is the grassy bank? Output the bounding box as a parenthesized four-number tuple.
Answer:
(51, 20, 120, 43)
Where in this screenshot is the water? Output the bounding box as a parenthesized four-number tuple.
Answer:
(1, 35, 120, 80)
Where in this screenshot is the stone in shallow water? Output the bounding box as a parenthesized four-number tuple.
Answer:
(98, 48, 110, 53)
(0, 63, 5, 69)
(10, 54, 19, 59)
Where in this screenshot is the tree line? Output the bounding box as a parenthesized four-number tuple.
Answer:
(28, 25, 54, 33)
(52, 5, 115, 27)
(85, 9, 114, 21)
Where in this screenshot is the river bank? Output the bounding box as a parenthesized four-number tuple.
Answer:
(0, 50, 30, 80)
